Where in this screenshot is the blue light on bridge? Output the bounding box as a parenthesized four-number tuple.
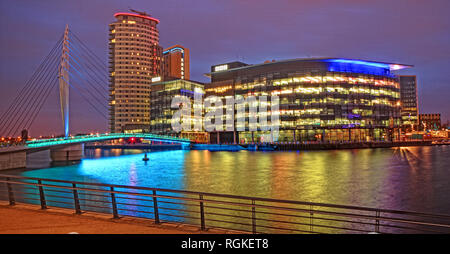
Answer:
(25, 133, 191, 148)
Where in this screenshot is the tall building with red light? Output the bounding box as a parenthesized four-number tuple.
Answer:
(108, 10, 163, 133)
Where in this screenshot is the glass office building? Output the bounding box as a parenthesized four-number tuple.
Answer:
(399, 75, 419, 131)
(150, 79, 207, 142)
(205, 58, 412, 143)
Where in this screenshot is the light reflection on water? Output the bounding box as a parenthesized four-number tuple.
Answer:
(5, 145, 450, 214)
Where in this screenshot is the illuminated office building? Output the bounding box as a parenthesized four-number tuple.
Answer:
(162, 45, 190, 80)
(108, 10, 163, 133)
(205, 58, 412, 143)
(399, 75, 419, 131)
(150, 79, 207, 142)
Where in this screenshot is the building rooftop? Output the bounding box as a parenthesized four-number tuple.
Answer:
(163, 45, 187, 55)
(114, 12, 160, 24)
(205, 57, 413, 76)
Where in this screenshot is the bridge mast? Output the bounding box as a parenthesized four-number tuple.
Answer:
(59, 25, 70, 137)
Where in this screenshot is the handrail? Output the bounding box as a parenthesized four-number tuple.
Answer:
(1, 174, 448, 219)
(1, 174, 449, 234)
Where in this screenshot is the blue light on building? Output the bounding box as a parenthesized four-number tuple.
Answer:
(322, 58, 411, 77)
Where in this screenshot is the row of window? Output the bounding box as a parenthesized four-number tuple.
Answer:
(113, 108, 149, 112)
(111, 30, 159, 37)
(113, 56, 160, 61)
(110, 24, 158, 33)
(114, 99, 149, 103)
(111, 47, 160, 53)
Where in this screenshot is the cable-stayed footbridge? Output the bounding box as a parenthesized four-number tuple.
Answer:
(0, 25, 190, 170)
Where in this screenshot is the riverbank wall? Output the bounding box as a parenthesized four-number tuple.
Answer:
(273, 140, 434, 151)
(85, 144, 182, 150)
(84, 140, 440, 152)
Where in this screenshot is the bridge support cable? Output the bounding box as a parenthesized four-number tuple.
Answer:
(6, 58, 61, 138)
(25, 77, 60, 131)
(66, 77, 108, 120)
(1, 41, 61, 136)
(67, 69, 109, 113)
(5, 51, 61, 136)
(65, 47, 109, 111)
(66, 41, 109, 95)
(66, 52, 109, 103)
(67, 70, 109, 116)
(0, 37, 62, 133)
(67, 31, 109, 88)
(68, 29, 108, 70)
(0, 38, 63, 137)
(66, 46, 108, 96)
(0, 35, 63, 126)
(0, 27, 110, 138)
(62, 29, 109, 122)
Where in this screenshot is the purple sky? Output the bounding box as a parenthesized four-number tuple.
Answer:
(1, 0, 449, 136)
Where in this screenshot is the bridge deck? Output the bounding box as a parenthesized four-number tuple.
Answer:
(25, 133, 191, 148)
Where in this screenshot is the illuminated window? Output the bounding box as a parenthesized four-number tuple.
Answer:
(214, 65, 228, 72)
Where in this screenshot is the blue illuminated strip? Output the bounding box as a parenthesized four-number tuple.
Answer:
(324, 59, 391, 69)
(163, 47, 184, 55)
(26, 133, 191, 148)
(323, 59, 393, 77)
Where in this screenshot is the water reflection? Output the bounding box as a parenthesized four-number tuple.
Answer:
(4, 146, 450, 215)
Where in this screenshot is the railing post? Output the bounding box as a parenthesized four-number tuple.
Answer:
(72, 183, 81, 215)
(199, 194, 206, 231)
(252, 199, 257, 234)
(310, 205, 314, 232)
(375, 210, 380, 233)
(152, 190, 160, 224)
(110, 186, 119, 219)
(37, 180, 47, 209)
(6, 177, 15, 206)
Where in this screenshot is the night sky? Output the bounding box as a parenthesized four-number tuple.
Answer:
(1, 0, 449, 136)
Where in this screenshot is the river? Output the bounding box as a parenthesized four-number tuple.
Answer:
(2, 145, 450, 214)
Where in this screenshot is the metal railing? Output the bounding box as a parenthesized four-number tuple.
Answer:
(1, 174, 450, 234)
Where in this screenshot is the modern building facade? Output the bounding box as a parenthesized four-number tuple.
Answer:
(419, 113, 441, 130)
(150, 79, 207, 142)
(205, 58, 412, 143)
(108, 10, 163, 133)
(399, 75, 419, 131)
(162, 45, 190, 81)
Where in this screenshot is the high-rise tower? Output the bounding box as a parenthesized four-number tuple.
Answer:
(399, 75, 419, 131)
(108, 10, 162, 133)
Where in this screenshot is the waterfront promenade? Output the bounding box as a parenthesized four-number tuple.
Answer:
(0, 201, 236, 234)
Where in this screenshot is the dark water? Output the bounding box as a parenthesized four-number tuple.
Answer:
(3, 145, 450, 214)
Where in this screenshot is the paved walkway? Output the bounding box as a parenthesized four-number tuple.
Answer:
(0, 201, 236, 234)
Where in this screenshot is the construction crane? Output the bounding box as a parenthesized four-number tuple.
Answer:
(130, 9, 150, 17)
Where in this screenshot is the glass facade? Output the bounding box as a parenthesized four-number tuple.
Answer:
(150, 79, 205, 139)
(399, 75, 418, 131)
(206, 58, 409, 143)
